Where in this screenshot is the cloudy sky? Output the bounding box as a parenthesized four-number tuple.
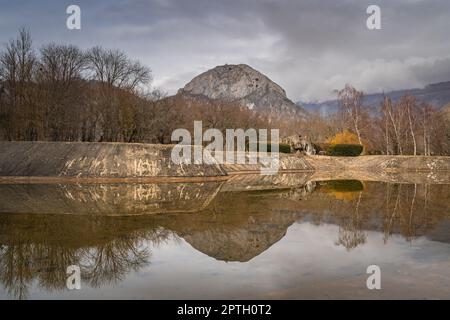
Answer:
(1, 0, 449, 101)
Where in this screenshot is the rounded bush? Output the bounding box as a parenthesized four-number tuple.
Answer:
(278, 143, 292, 154)
(327, 144, 363, 157)
(252, 143, 292, 153)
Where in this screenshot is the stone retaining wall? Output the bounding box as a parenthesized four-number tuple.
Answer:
(0, 141, 226, 178)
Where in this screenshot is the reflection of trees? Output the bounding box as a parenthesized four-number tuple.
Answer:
(0, 244, 49, 300)
(81, 240, 150, 288)
(0, 215, 172, 299)
(306, 181, 449, 250)
(383, 183, 421, 242)
(332, 182, 449, 249)
(335, 191, 367, 250)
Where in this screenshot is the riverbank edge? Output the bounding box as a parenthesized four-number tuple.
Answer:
(1, 142, 450, 182)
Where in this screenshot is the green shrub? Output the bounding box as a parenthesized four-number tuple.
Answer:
(254, 143, 292, 153)
(278, 143, 292, 153)
(327, 144, 363, 156)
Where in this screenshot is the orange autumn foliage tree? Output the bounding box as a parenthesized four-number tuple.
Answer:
(328, 130, 361, 145)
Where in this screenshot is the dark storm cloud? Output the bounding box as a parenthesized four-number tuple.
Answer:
(0, 0, 449, 101)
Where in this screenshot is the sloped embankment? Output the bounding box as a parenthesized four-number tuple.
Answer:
(0, 141, 226, 179)
(305, 155, 450, 172)
(1, 142, 450, 180)
(223, 152, 314, 173)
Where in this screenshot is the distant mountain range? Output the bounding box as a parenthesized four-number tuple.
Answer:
(297, 81, 450, 115)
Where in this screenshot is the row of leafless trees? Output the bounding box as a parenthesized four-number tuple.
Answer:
(378, 95, 448, 155)
(1, 30, 449, 154)
(315, 84, 450, 155)
(0, 29, 152, 142)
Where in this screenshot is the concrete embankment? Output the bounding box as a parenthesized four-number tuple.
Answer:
(222, 153, 450, 178)
(0, 141, 227, 180)
(304, 155, 450, 172)
(222, 152, 314, 173)
(1, 142, 450, 181)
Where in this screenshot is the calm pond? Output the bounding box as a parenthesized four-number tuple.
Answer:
(0, 174, 449, 299)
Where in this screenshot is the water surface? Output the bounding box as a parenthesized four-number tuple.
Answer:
(0, 175, 449, 299)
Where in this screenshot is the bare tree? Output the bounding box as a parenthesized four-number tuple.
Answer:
(0, 28, 37, 140)
(399, 94, 418, 155)
(86, 46, 151, 91)
(381, 96, 403, 155)
(37, 44, 87, 140)
(336, 84, 364, 145)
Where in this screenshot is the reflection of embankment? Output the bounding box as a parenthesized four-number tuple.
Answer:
(0, 182, 223, 215)
(310, 170, 450, 185)
(220, 172, 314, 192)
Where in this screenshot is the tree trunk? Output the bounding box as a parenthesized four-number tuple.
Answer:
(387, 109, 402, 155)
(407, 105, 417, 155)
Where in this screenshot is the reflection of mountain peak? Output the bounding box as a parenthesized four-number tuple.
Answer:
(178, 214, 297, 262)
(168, 179, 316, 262)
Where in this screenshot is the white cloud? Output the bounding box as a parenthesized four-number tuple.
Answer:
(1, 0, 449, 101)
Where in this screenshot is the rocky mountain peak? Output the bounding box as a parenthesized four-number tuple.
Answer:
(177, 64, 306, 118)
